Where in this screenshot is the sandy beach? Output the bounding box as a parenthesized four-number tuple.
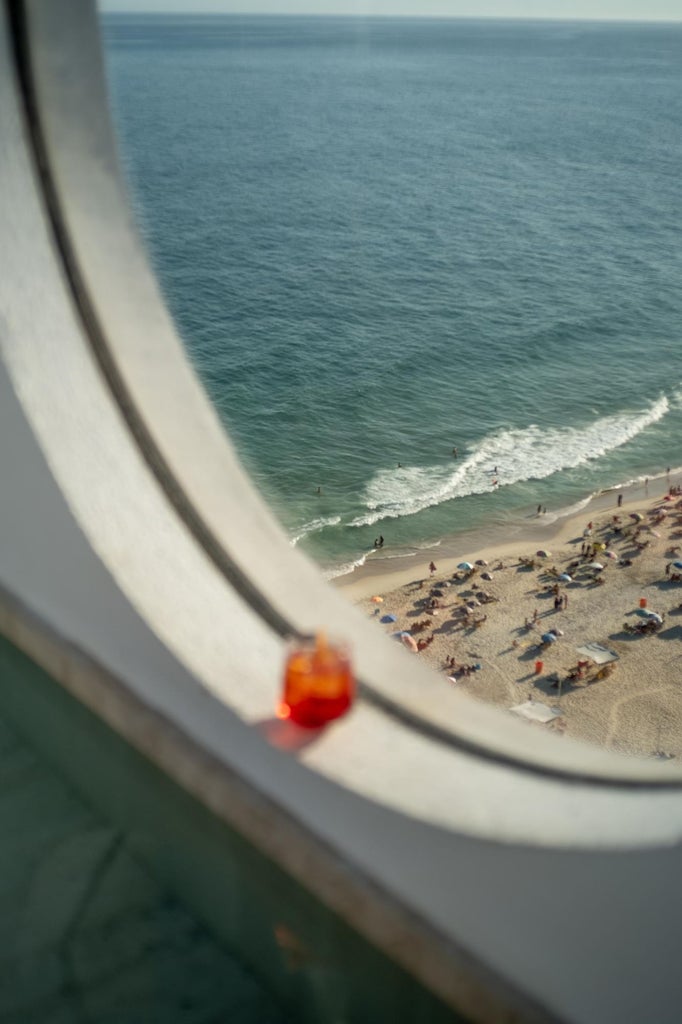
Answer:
(336, 474, 682, 760)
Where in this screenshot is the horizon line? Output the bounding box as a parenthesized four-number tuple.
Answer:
(100, 10, 682, 23)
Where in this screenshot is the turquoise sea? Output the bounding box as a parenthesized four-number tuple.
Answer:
(102, 15, 682, 580)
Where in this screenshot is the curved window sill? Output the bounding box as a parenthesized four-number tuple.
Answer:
(2, 5, 682, 1023)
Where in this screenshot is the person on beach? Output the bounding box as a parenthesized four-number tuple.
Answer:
(537, 505, 542, 515)
(618, 492, 623, 507)
(452, 447, 458, 457)
(429, 561, 437, 575)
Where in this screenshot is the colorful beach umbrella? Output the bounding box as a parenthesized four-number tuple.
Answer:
(595, 542, 607, 551)
(370, 595, 383, 603)
(587, 562, 604, 570)
(605, 551, 618, 559)
(401, 634, 419, 652)
(673, 561, 682, 570)
(380, 613, 397, 624)
(458, 562, 473, 570)
(646, 611, 663, 623)
(541, 633, 557, 643)
(559, 573, 572, 582)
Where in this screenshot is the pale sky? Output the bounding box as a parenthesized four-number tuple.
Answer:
(98, 0, 682, 22)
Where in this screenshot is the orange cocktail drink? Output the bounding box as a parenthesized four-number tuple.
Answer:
(280, 634, 354, 727)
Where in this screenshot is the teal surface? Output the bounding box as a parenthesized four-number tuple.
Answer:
(0, 693, 282, 1021)
(102, 16, 682, 578)
(0, 635, 463, 1023)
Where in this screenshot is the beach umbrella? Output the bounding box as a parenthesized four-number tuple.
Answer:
(649, 529, 661, 538)
(605, 550, 618, 559)
(401, 634, 419, 652)
(630, 512, 643, 521)
(595, 542, 607, 551)
(536, 549, 551, 558)
(467, 599, 480, 608)
(481, 572, 494, 581)
(672, 560, 682, 570)
(587, 562, 604, 570)
(370, 595, 383, 603)
(636, 608, 650, 617)
(458, 562, 473, 570)
(558, 573, 572, 582)
(646, 611, 663, 623)
(380, 613, 397, 624)
(475, 559, 488, 566)
(541, 633, 557, 643)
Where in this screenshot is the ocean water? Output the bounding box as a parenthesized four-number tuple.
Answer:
(101, 15, 682, 580)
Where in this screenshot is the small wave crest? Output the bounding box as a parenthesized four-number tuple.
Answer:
(351, 396, 669, 529)
(290, 514, 342, 546)
(322, 550, 373, 580)
(543, 493, 595, 525)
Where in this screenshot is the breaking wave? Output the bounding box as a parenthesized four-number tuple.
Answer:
(290, 515, 341, 546)
(350, 395, 669, 529)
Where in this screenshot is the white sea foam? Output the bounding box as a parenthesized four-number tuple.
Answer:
(290, 515, 341, 546)
(322, 551, 373, 580)
(543, 493, 595, 525)
(351, 396, 669, 529)
(370, 549, 420, 561)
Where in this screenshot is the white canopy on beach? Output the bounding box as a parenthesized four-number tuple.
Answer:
(575, 643, 619, 665)
(510, 701, 562, 724)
